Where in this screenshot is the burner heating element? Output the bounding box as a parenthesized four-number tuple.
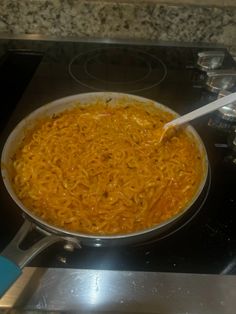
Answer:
(68, 47, 167, 92)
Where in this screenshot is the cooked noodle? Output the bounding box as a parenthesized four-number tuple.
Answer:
(12, 99, 204, 235)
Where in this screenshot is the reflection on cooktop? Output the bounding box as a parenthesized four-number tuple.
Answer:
(68, 47, 167, 92)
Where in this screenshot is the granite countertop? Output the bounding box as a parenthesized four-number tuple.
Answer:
(0, 1, 236, 51)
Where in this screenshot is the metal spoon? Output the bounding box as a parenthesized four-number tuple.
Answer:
(158, 92, 236, 143)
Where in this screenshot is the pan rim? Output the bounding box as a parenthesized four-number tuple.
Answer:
(1, 91, 208, 240)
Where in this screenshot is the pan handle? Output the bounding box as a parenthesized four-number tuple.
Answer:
(0, 219, 77, 297)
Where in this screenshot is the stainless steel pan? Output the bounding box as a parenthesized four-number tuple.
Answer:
(0, 92, 208, 296)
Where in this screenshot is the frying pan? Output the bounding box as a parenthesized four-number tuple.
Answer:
(0, 92, 208, 296)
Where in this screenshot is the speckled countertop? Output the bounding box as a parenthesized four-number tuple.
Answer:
(0, 0, 236, 51)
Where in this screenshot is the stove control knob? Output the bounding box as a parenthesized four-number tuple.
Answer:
(217, 89, 236, 122)
(208, 90, 236, 131)
(206, 69, 236, 93)
(197, 51, 225, 71)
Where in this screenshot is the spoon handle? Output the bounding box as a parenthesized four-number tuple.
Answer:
(165, 92, 236, 128)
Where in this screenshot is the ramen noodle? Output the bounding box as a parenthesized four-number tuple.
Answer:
(12, 100, 204, 235)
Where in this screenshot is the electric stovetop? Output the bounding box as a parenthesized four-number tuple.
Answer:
(1, 39, 236, 276)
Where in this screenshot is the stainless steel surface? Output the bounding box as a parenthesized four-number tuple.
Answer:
(197, 51, 225, 71)
(206, 69, 236, 93)
(1, 92, 208, 248)
(1, 220, 68, 268)
(0, 267, 236, 313)
(0, 32, 227, 48)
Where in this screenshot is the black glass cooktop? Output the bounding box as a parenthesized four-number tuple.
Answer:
(0, 39, 236, 275)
